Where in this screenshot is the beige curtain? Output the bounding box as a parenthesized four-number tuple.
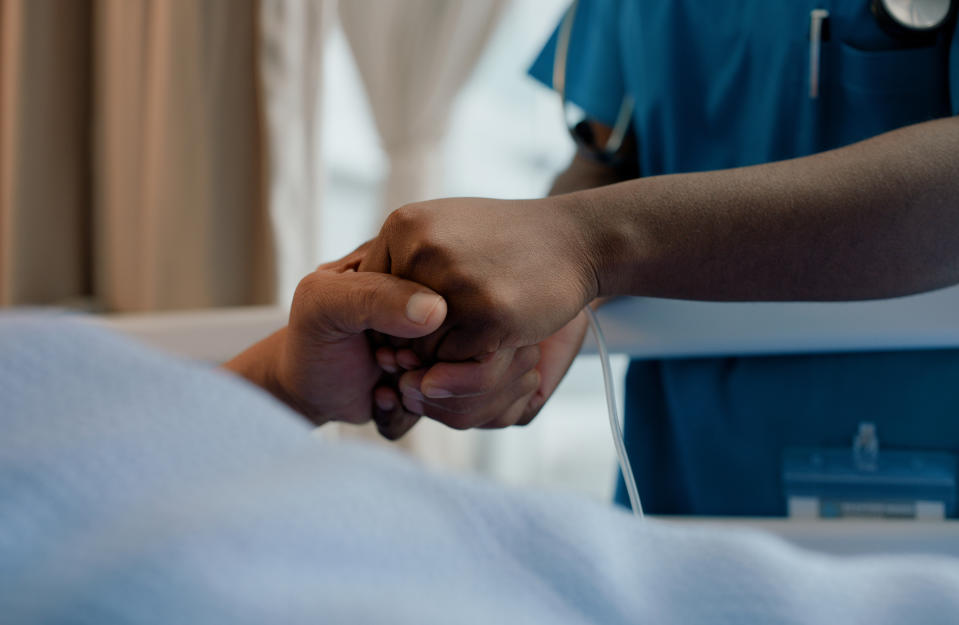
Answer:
(0, 0, 273, 312)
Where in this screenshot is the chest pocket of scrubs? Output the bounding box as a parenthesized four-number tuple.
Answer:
(819, 39, 951, 147)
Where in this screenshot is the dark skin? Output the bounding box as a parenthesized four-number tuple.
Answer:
(225, 122, 631, 435)
(582, 116, 959, 301)
(360, 115, 959, 425)
(223, 246, 449, 427)
(224, 245, 544, 434)
(227, 116, 959, 436)
(363, 122, 634, 438)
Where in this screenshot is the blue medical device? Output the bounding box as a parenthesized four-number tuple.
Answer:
(783, 422, 958, 520)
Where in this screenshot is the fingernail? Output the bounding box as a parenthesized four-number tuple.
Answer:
(378, 359, 398, 374)
(406, 293, 442, 325)
(423, 386, 452, 399)
(396, 351, 421, 369)
(375, 395, 395, 411)
(400, 385, 423, 400)
(403, 397, 424, 415)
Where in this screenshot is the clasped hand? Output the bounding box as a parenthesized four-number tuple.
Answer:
(240, 197, 597, 438)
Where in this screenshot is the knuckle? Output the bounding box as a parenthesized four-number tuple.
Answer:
(347, 276, 381, 317)
(291, 271, 319, 304)
(386, 202, 429, 235)
(290, 272, 335, 330)
(386, 204, 460, 285)
(522, 370, 541, 394)
(408, 242, 448, 271)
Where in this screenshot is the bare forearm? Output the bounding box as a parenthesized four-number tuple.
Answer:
(565, 117, 959, 302)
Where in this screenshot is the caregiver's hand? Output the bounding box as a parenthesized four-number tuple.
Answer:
(224, 245, 446, 427)
(374, 311, 589, 438)
(358, 197, 598, 362)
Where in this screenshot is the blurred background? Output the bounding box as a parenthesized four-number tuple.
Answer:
(0, 0, 625, 501)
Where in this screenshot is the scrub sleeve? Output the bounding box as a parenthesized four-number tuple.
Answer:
(526, 0, 626, 127)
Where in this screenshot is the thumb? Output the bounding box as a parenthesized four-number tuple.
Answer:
(293, 269, 447, 340)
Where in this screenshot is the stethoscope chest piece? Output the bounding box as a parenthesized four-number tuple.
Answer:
(871, 0, 953, 36)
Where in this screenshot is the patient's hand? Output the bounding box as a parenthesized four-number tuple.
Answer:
(224, 244, 446, 427)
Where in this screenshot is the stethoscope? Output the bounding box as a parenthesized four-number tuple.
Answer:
(554, 0, 955, 157)
(552, 0, 633, 164)
(872, 0, 955, 38)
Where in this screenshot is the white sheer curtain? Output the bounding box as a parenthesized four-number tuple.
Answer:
(264, 0, 615, 494)
(339, 0, 508, 217)
(329, 0, 508, 468)
(259, 0, 335, 303)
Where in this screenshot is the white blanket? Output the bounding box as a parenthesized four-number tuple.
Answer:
(2, 315, 958, 624)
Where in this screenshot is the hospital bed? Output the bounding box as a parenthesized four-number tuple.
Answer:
(96, 283, 959, 363)
(94, 286, 959, 557)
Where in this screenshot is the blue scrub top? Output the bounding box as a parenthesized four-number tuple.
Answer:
(530, 1, 959, 515)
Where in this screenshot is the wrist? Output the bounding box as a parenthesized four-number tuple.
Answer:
(258, 329, 318, 420)
(224, 328, 303, 414)
(550, 190, 628, 300)
(530, 194, 602, 305)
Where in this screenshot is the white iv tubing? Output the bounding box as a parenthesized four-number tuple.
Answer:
(584, 306, 644, 518)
